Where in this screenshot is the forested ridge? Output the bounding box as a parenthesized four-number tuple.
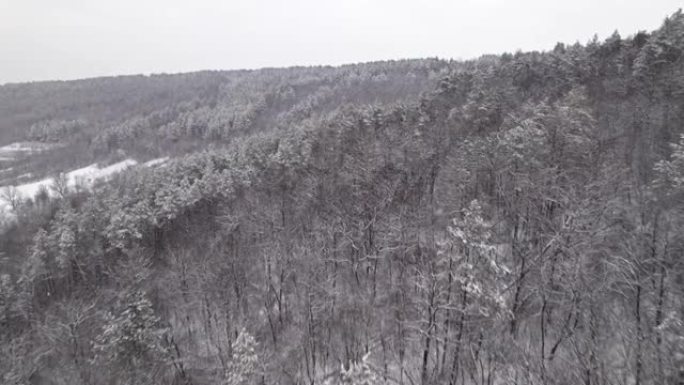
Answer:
(0, 59, 449, 181)
(1, 10, 684, 385)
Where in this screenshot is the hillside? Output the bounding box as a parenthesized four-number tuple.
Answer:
(1, 10, 684, 385)
(0, 60, 450, 184)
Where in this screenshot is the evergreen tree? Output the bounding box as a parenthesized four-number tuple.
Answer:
(95, 290, 170, 384)
(225, 328, 259, 385)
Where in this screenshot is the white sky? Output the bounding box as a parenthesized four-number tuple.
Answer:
(0, 0, 681, 84)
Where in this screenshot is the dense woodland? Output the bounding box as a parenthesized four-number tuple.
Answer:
(0, 59, 449, 182)
(1, 10, 684, 385)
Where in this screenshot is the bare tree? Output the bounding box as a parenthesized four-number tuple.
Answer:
(0, 186, 20, 211)
(50, 173, 69, 199)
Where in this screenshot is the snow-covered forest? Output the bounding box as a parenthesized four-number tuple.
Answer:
(1, 10, 684, 385)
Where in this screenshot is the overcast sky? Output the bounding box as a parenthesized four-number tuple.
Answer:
(0, 0, 681, 84)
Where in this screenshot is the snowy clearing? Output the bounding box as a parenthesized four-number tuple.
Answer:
(144, 157, 169, 167)
(0, 159, 141, 214)
(0, 141, 58, 158)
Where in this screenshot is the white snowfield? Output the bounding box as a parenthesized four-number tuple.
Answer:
(144, 156, 169, 167)
(0, 142, 51, 153)
(0, 142, 57, 158)
(1, 143, 36, 152)
(0, 157, 169, 216)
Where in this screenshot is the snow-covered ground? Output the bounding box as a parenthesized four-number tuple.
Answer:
(144, 157, 169, 167)
(0, 141, 57, 159)
(16, 172, 32, 180)
(65, 159, 139, 188)
(0, 156, 171, 219)
(0, 159, 143, 213)
(0, 142, 60, 183)
(1, 159, 136, 207)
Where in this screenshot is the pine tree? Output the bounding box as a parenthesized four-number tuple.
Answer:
(444, 200, 510, 317)
(0, 274, 15, 333)
(95, 290, 170, 384)
(22, 229, 51, 285)
(225, 328, 259, 385)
